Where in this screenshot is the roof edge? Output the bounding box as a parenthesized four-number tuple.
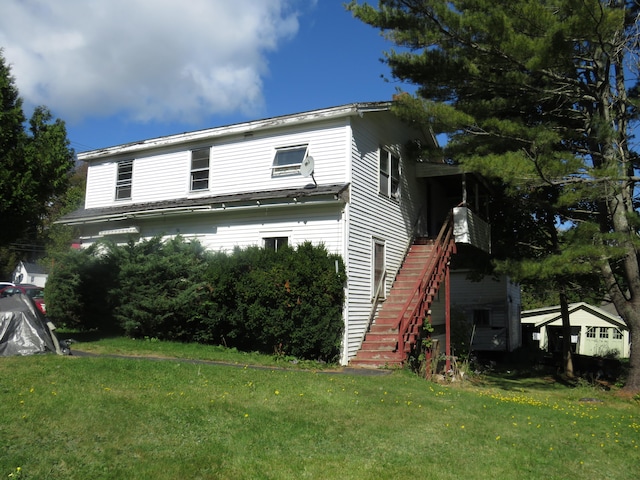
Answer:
(78, 102, 392, 161)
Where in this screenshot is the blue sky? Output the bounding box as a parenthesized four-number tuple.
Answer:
(0, 1, 409, 154)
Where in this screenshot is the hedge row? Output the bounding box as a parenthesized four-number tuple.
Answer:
(46, 237, 346, 362)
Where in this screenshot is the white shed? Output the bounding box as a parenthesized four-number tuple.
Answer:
(12, 261, 48, 288)
(521, 302, 630, 359)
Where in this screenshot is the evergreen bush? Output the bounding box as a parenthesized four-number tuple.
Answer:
(46, 237, 346, 362)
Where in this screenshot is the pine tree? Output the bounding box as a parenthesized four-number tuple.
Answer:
(0, 49, 75, 276)
(348, 1, 640, 391)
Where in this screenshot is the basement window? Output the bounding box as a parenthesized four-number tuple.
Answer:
(272, 145, 308, 176)
(115, 160, 133, 200)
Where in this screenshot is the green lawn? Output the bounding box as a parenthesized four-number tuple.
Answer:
(1, 340, 638, 479)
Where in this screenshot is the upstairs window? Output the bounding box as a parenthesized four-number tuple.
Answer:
(115, 160, 133, 200)
(191, 148, 210, 191)
(272, 145, 308, 176)
(379, 148, 400, 199)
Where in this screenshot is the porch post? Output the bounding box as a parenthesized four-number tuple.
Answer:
(445, 259, 451, 372)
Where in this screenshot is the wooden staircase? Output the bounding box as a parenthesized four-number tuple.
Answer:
(350, 219, 456, 368)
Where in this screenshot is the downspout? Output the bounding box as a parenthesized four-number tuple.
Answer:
(445, 258, 451, 372)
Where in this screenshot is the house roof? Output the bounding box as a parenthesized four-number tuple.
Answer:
(521, 302, 627, 330)
(16, 262, 48, 275)
(58, 183, 350, 225)
(77, 102, 405, 161)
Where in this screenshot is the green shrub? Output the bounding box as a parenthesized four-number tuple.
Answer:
(46, 243, 119, 331)
(46, 237, 346, 362)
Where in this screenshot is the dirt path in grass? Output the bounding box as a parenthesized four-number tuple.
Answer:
(69, 348, 393, 376)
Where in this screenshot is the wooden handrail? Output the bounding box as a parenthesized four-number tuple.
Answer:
(395, 213, 456, 354)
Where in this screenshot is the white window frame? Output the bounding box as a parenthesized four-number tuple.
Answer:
(190, 147, 210, 191)
(586, 326, 596, 338)
(115, 160, 133, 200)
(271, 145, 308, 177)
(379, 148, 400, 200)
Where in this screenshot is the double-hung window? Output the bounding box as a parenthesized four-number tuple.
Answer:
(272, 145, 308, 176)
(115, 160, 133, 200)
(191, 148, 210, 191)
(379, 148, 400, 199)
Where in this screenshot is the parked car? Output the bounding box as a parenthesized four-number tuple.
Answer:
(0, 281, 14, 289)
(0, 284, 46, 315)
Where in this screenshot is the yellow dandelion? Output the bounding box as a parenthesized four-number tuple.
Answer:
(274, 390, 280, 395)
(496, 436, 501, 441)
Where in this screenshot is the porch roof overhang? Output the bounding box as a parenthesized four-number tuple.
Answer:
(57, 183, 349, 226)
(415, 161, 461, 178)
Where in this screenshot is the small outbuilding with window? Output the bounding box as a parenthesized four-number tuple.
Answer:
(521, 302, 630, 359)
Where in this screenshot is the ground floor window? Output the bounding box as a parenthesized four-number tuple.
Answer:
(264, 236, 288, 252)
(473, 309, 491, 327)
(586, 327, 596, 338)
(613, 328, 623, 339)
(599, 327, 609, 339)
(373, 239, 386, 299)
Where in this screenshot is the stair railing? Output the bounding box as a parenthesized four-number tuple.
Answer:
(395, 213, 456, 356)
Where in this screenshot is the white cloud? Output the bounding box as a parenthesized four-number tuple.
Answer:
(0, 0, 302, 124)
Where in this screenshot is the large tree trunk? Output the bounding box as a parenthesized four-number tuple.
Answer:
(559, 290, 574, 378)
(626, 321, 640, 392)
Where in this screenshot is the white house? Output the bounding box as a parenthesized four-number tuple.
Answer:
(59, 102, 517, 366)
(521, 302, 630, 359)
(12, 261, 48, 288)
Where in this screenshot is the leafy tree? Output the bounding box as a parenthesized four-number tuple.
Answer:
(348, 1, 640, 390)
(0, 49, 75, 276)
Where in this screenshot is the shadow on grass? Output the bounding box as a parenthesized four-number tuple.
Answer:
(471, 349, 626, 392)
(55, 329, 121, 344)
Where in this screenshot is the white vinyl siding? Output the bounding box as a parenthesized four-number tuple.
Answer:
(343, 113, 426, 360)
(84, 120, 349, 209)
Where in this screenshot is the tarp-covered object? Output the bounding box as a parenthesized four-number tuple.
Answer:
(0, 294, 62, 356)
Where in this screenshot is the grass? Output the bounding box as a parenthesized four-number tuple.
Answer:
(1, 338, 639, 479)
